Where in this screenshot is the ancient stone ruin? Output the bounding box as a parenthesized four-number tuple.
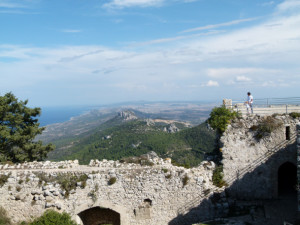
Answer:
(1, 115, 300, 225)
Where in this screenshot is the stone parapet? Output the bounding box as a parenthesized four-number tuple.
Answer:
(0, 157, 217, 225)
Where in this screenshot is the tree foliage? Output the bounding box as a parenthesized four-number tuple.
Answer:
(29, 210, 77, 225)
(48, 119, 216, 167)
(0, 93, 54, 163)
(208, 106, 239, 134)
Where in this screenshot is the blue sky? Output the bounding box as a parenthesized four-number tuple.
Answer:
(0, 0, 300, 106)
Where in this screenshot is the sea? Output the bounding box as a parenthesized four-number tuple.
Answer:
(38, 106, 93, 126)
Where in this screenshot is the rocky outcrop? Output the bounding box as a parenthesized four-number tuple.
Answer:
(163, 123, 180, 133)
(118, 110, 138, 121)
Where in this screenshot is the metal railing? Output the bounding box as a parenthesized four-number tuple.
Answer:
(229, 97, 300, 115)
(175, 133, 297, 225)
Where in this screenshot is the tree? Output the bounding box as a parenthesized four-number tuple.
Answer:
(0, 92, 54, 163)
(208, 106, 240, 134)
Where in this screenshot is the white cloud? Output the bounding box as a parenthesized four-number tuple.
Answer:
(61, 29, 82, 33)
(0, 1, 25, 8)
(236, 75, 251, 82)
(207, 68, 280, 79)
(205, 80, 219, 87)
(181, 18, 257, 33)
(277, 0, 300, 12)
(103, 0, 164, 9)
(1, 0, 300, 105)
(261, 1, 275, 7)
(132, 30, 222, 46)
(0, 0, 37, 14)
(103, 0, 199, 9)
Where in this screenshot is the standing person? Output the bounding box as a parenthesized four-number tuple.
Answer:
(245, 92, 253, 114)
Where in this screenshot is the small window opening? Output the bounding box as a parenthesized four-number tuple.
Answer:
(144, 199, 152, 206)
(286, 126, 290, 140)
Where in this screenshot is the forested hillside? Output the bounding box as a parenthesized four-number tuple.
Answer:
(47, 113, 216, 167)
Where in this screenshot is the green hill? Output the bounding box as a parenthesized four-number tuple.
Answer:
(47, 113, 216, 167)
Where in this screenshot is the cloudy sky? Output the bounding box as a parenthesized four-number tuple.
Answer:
(0, 0, 300, 106)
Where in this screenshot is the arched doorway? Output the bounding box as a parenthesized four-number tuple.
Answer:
(78, 207, 120, 225)
(278, 162, 297, 196)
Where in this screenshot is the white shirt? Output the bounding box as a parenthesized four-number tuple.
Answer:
(247, 95, 253, 104)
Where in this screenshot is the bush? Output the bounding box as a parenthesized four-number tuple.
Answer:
(251, 116, 283, 140)
(108, 177, 116, 185)
(182, 174, 189, 187)
(289, 112, 300, 119)
(29, 210, 77, 225)
(0, 207, 12, 225)
(165, 174, 172, 179)
(208, 106, 240, 134)
(212, 166, 227, 187)
(0, 174, 9, 187)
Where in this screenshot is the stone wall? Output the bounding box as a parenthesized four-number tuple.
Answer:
(221, 114, 299, 199)
(0, 155, 219, 225)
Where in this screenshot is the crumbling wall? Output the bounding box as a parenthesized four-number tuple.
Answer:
(0, 155, 217, 225)
(221, 114, 299, 199)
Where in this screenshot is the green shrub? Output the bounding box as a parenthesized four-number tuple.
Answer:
(25, 175, 30, 183)
(0, 207, 12, 225)
(289, 112, 300, 119)
(0, 174, 9, 187)
(208, 106, 240, 134)
(212, 166, 227, 187)
(251, 116, 283, 140)
(108, 177, 116, 185)
(88, 184, 99, 203)
(29, 210, 77, 225)
(165, 174, 172, 179)
(182, 174, 189, 187)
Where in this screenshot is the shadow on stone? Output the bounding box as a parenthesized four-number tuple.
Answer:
(78, 206, 120, 225)
(168, 140, 298, 225)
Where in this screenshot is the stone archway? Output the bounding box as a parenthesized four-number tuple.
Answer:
(73, 200, 129, 225)
(78, 207, 120, 225)
(278, 161, 297, 196)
